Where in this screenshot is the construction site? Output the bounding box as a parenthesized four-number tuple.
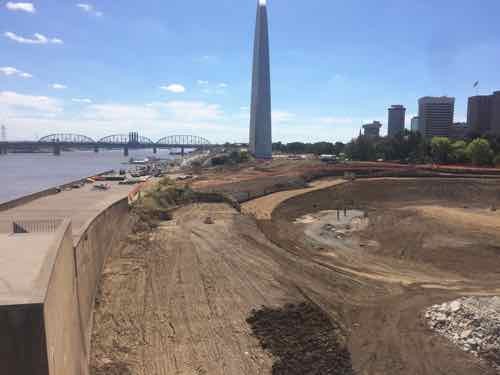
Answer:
(87, 160, 500, 375)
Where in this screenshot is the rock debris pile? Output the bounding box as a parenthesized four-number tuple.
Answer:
(424, 297, 500, 371)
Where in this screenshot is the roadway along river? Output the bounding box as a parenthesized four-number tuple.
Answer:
(0, 149, 174, 204)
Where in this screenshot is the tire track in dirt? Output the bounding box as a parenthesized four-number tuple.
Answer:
(91, 178, 500, 375)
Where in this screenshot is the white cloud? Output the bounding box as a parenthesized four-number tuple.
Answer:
(163, 101, 222, 122)
(198, 55, 218, 63)
(147, 100, 223, 122)
(83, 104, 159, 122)
(1, 67, 21, 76)
(197, 80, 209, 85)
(50, 83, 67, 90)
(76, 3, 103, 17)
(5, 2, 35, 13)
(317, 117, 356, 125)
(217, 83, 228, 88)
(0, 66, 32, 78)
(72, 98, 92, 104)
(4, 32, 63, 45)
(76, 3, 92, 12)
(160, 84, 186, 94)
(272, 110, 296, 124)
(0, 91, 62, 113)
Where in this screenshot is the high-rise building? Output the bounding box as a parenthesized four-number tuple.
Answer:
(491, 91, 500, 135)
(249, 0, 272, 159)
(418, 96, 455, 138)
(362, 121, 382, 138)
(387, 105, 406, 137)
(450, 122, 469, 140)
(467, 95, 492, 135)
(410, 116, 420, 132)
(466, 91, 500, 135)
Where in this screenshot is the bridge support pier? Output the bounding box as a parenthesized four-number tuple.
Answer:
(53, 143, 61, 156)
(181, 147, 185, 157)
(124, 146, 129, 157)
(0, 144, 7, 155)
(153, 147, 157, 154)
(94, 146, 99, 153)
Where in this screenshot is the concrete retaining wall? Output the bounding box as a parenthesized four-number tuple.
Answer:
(74, 198, 131, 356)
(0, 220, 74, 375)
(0, 198, 132, 375)
(0, 304, 48, 375)
(44, 220, 86, 375)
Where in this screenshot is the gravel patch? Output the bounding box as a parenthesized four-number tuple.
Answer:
(424, 296, 500, 371)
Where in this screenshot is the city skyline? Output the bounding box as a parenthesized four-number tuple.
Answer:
(1, 1, 500, 143)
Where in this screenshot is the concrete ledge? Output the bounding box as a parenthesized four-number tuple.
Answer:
(0, 196, 133, 375)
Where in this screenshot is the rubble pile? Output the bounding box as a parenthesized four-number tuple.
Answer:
(424, 297, 500, 371)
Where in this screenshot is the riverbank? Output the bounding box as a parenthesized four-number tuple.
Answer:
(0, 149, 175, 204)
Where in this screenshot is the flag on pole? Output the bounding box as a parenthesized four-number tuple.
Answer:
(473, 81, 479, 88)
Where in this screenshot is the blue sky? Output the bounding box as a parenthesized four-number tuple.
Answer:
(1, 0, 500, 143)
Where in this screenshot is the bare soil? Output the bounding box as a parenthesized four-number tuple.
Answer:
(91, 178, 500, 374)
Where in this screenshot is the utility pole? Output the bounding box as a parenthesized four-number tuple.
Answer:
(1, 124, 6, 142)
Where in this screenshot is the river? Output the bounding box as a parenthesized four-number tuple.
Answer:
(0, 149, 175, 204)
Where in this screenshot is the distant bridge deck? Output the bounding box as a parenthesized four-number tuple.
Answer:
(0, 133, 219, 156)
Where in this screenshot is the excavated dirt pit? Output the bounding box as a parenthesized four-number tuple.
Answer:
(91, 178, 500, 375)
(295, 209, 370, 251)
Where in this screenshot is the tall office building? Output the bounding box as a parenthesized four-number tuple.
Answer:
(491, 91, 500, 135)
(467, 95, 493, 134)
(418, 97, 455, 138)
(362, 121, 382, 138)
(410, 116, 420, 132)
(249, 0, 272, 159)
(387, 105, 406, 137)
(450, 122, 469, 140)
(467, 91, 500, 135)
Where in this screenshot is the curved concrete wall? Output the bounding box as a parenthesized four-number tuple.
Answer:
(44, 220, 86, 375)
(74, 198, 131, 356)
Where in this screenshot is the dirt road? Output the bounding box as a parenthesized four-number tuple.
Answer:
(91, 203, 354, 374)
(91, 178, 500, 374)
(241, 178, 345, 219)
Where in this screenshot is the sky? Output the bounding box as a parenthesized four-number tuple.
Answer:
(1, 0, 500, 143)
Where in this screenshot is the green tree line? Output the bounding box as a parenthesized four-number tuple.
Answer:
(273, 132, 500, 166)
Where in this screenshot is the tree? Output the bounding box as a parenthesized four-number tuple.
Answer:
(272, 142, 286, 153)
(345, 136, 377, 161)
(333, 142, 345, 155)
(466, 138, 493, 166)
(430, 137, 452, 163)
(494, 154, 500, 166)
(286, 142, 307, 154)
(450, 141, 468, 164)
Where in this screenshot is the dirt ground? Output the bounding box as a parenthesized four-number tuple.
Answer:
(241, 178, 345, 219)
(91, 177, 500, 374)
